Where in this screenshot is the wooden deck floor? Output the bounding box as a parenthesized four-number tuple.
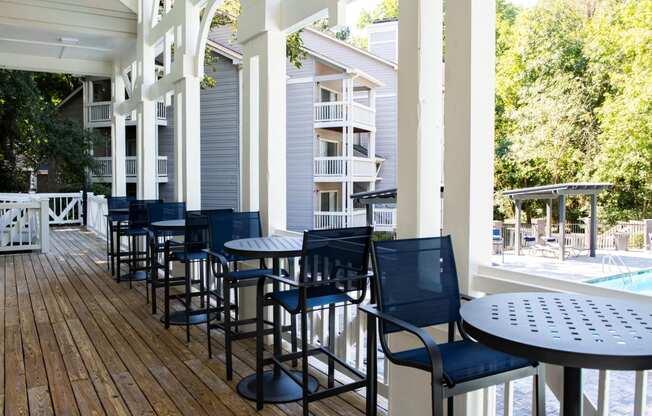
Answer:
(0, 227, 374, 416)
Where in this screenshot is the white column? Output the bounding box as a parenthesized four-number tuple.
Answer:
(171, 0, 202, 209)
(111, 63, 127, 197)
(443, 0, 496, 415)
(389, 1, 445, 415)
(241, 29, 287, 235)
(135, 0, 158, 200)
(396, 0, 443, 239)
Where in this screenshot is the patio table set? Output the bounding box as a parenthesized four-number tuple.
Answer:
(104, 197, 652, 416)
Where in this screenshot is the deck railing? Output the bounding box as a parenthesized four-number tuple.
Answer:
(0, 196, 50, 253)
(314, 101, 375, 129)
(314, 157, 346, 177)
(314, 101, 346, 123)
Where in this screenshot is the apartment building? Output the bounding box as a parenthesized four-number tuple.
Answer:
(58, 21, 399, 232)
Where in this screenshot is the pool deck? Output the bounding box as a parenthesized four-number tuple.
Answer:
(491, 249, 652, 282)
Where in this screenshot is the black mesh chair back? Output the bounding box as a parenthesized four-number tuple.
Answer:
(372, 236, 460, 334)
(108, 196, 134, 210)
(184, 210, 212, 254)
(206, 211, 262, 261)
(147, 202, 186, 223)
(128, 199, 162, 229)
(299, 227, 373, 294)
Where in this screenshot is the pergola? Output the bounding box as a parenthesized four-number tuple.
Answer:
(504, 183, 613, 260)
(0, 1, 496, 414)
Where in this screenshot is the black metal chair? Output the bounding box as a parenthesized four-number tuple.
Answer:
(146, 202, 185, 313)
(205, 211, 289, 380)
(261, 227, 373, 415)
(360, 236, 545, 416)
(163, 210, 225, 342)
(116, 199, 161, 286)
(105, 196, 134, 276)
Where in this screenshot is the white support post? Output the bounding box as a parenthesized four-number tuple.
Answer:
(135, 0, 158, 200)
(39, 198, 50, 253)
(240, 29, 287, 235)
(112, 62, 127, 197)
(171, 0, 202, 210)
(443, 1, 496, 415)
(389, 1, 445, 416)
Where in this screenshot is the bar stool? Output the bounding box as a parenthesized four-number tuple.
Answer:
(116, 199, 161, 286)
(105, 196, 134, 276)
(205, 211, 290, 380)
(163, 210, 223, 342)
(146, 202, 185, 313)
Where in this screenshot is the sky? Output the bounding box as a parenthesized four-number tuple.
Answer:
(346, 0, 538, 33)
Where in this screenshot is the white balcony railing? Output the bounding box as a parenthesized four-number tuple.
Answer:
(314, 157, 346, 177)
(373, 207, 396, 231)
(314, 101, 345, 123)
(351, 157, 376, 178)
(87, 101, 167, 124)
(314, 210, 368, 230)
(91, 156, 168, 179)
(314, 101, 375, 129)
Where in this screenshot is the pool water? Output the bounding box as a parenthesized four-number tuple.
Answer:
(588, 269, 652, 296)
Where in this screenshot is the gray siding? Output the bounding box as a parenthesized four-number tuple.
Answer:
(286, 58, 316, 231)
(200, 54, 240, 210)
(375, 96, 397, 189)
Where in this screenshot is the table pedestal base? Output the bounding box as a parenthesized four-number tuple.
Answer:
(237, 370, 318, 404)
(119, 270, 147, 282)
(563, 367, 582, 416)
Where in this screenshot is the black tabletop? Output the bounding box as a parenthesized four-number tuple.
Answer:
(460, 292, 652, 371)
(150, 219, 186, 230)
(224, 236, 303, 259)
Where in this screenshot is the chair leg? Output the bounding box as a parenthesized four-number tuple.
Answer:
(224, 277, 233, 379)
(291, 314, 298, 368)
(199, 260, 205, 308)
(431, 376, 444, 416)
(327, 304, 336, 388)
(535, 365, 546, 416)
(164, 255, 170, 328)
(365, 313, 377, 416)
(151, 242, 158, 314)
(185, 261, 191, 343)
(447, 397, 453, 416)
(301, 309, 310, 416)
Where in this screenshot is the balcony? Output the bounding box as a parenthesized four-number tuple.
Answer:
(313, 157, 377, 182)
(87, 100, 167, 127)
(313, 207, 396, 231)
(313, 102, 375, 131)
(91, 156, 169, 183)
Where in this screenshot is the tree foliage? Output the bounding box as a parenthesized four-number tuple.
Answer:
(0, 70, 98, 192)
(495, 0, 652, 224)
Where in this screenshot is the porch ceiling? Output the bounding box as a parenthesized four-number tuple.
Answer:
(0, 0, 136, 77)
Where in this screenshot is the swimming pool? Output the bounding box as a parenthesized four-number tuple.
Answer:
(587, 269, 652, 296)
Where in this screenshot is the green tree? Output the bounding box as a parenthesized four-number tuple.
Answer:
(358, 0, 399, 29)
(0, 70, 97, 192)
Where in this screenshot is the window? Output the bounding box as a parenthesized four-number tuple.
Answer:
(320, 87, 339, 103)
(319, 140, 339, 157)
(92, 80, 112, 102)
(319, 191, 339, 212)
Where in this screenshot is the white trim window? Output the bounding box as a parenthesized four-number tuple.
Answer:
(318, 138, 339, 157)
(319, 190, 339, 212)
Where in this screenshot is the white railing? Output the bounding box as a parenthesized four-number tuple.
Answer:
(314, 101, 345, 123)
(88, 101, 112, 123)
(92, 156, 168, 179)
(42, 193, 83, 225)
(475, 266, 652, 416)
(352, 102, 375, 128)
(87, 101, 167, 124)
(314, 157, 346, 177)
(373, 208, 396, 231)
(86, 193, 108, 240)
(0, 198, 49, 253)
(351, 157, 377, 178)
(314, 210, 367, 230)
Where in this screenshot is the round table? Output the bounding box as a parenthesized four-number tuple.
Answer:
(223, 236, 316, 404)
(150, 219, 185, 231)
(460, 292, 652, 416)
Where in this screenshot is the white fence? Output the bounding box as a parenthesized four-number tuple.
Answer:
(314, 209, 392, 230)
(373, 208, 396, 232)
(0, 197, 49, 253)
(314, 102, 345, 123)
(86, 194, 108, 240)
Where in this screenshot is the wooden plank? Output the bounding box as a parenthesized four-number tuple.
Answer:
(67, 229, 371, 416)
(5, 325, 28, 416)
(70, 379, 105, 416)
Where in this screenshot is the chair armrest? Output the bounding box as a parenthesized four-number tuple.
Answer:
(359, 304, 443, 376)
(299, 274, 370, 288)
(203, 249, 229, 266)
(263, 273, 300, 287)
(460, 294, 475, 302)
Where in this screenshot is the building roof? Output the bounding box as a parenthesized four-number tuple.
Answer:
(503, 183, 613, 200)
(351, 188, 397, 205)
